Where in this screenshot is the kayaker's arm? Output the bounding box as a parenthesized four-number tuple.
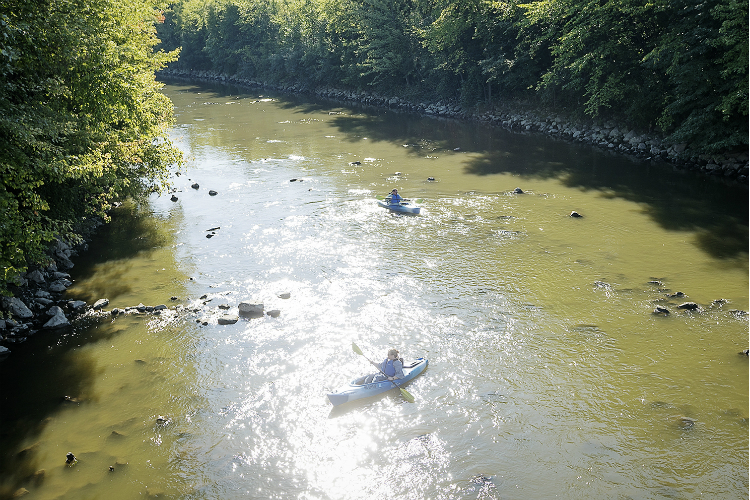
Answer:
(389, 359, 404, 380)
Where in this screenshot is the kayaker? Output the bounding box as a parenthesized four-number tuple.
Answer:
(386, 189, 402, 205)
(365, 348, 404, 383)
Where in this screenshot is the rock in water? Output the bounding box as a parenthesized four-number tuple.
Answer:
(238, 303, 264, 318)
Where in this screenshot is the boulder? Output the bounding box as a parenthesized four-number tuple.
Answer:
(238, 302, 264, 318)
(93, 299, 109, 310)
(0, 346, 9, 356)
(266, 310, 281, 318)
(27, 270, 46, 284)
(218, 315, 239, 325)
(653, 305, 670, 315)
(48, 281, 68, 293)
(2, 297, 34, 319)
(678, 302, 699, 310)
(56, 254, 74, 270)
(68, 300, 87, 312)
(43, 306, 70, 329)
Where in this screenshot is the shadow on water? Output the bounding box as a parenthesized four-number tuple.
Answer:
(67, 201, 173, 304)
(325, 112, 748, 261)
(0, 319, 117, 499)
(0, 201, 175, 499)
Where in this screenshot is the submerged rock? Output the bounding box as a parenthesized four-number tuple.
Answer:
(653, 305, 670, 315)
(678, 302, 699, 310)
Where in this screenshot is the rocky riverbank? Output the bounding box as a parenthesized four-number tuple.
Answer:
(159, 68, 749, 184)
(0, 220, 286, 358)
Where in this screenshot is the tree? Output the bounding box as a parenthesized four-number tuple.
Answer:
(0, 0, 182, 288)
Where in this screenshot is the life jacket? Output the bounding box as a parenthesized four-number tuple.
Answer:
(381, 358, 403, 376)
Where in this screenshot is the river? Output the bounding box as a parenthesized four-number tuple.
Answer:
(0, 81, 747, 499)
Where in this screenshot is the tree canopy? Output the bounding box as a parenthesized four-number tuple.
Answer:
(157, 0, 748, 153)
(1, 0, 182, 288)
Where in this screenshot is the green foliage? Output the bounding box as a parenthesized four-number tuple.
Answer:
(0, 0, 183, 289)
(645, 0, 748, 152)
(158, 0, 747, 153)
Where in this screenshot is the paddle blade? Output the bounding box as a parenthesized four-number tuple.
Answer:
(399, 387, 415, 403)
(351, 342, 364, 356)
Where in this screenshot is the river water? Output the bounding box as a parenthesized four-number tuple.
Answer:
(1, 81, 747, 499)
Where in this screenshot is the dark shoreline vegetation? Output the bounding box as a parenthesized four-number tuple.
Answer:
(1, 0, 748, 341)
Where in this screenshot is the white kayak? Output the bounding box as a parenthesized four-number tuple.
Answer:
(327, 358, 428, 406)
(377, 199, 421, 214)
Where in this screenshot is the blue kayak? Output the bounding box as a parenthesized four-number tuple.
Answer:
(377, 199, 421, 214)
(327, 358, 428, 406)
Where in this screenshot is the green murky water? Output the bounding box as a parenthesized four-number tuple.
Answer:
(1, 81, 747, 499)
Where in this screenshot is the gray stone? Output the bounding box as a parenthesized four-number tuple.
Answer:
(266, 310, 281, 318)
(68, 300, 87, 312)
(653, 305, 670, 315)
(2, 297, 34, 319)
(35, 290, 52, 299)
(278, 292, 291, 299)
(27, 270, 45, 284)
(238, 302, 264, 318)
(56, 254, 75, 270)
(93, 299, 110, 310)
(678, 302, 700, 310)
(43, 306, 70, 329)
(218, 315, 239, 325)
(0, 346, 9, 356)
(48, 281, 68, 293)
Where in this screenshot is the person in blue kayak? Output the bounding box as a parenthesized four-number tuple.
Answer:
(386, 188, 402, 205)
(365, 348, 404, 383)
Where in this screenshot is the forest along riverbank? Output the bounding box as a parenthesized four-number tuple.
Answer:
(158, 69, 750, 184)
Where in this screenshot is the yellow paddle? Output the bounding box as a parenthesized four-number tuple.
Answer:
(352, 342, 415, 403)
